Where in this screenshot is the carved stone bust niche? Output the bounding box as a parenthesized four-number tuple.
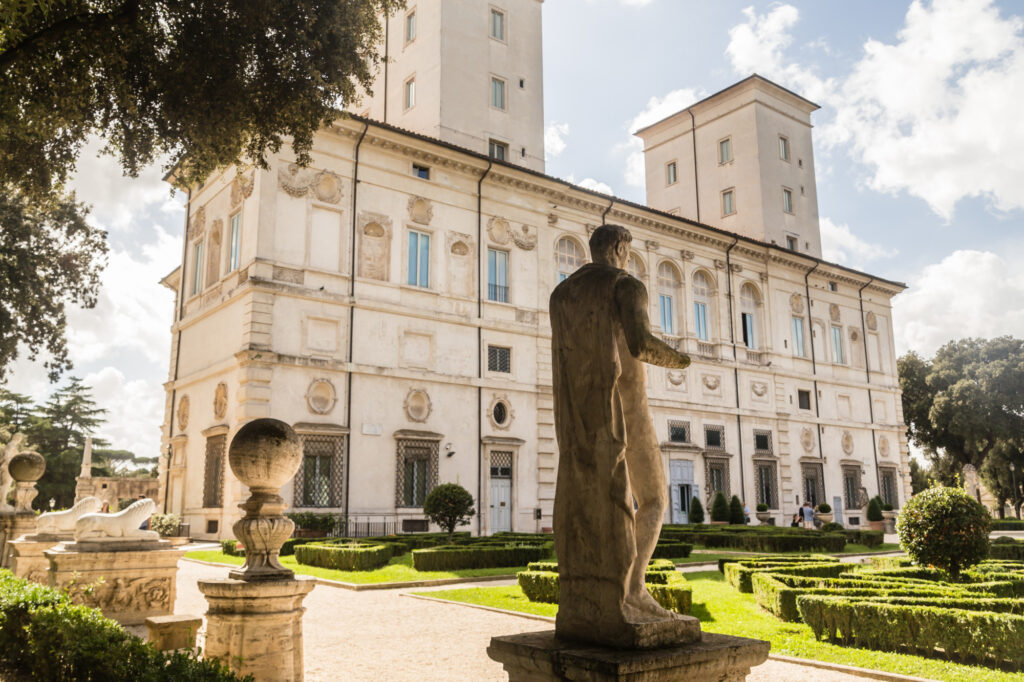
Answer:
(306, 379, 337, 415)
(878, 435, 891, 457)
(801, 427, 815, 453)
(408, 196, 433, 225)
(789, 293, 804, 315)
(866, 311, 878, 330)
(404, 388, 432, 423)
(358, 213, 392, 281)
(176, 395, 190, 431)
(213, 383, 228, 420)
(231, 169, 255, 208)
(841, 430, 855, 455)
(487, 216, 511, 245)
(829, 303, 841, 322)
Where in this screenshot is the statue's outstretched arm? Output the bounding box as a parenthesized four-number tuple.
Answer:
(615, 276, 691, 369)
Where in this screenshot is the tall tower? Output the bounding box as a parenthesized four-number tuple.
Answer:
(355, 0, 546, 173)
(635, 75, 822, 257)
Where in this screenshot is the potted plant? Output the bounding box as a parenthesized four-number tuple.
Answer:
(881, 502, 897, 532)
(815, 503, 833, 524)
(867, 497, 885, 531)
(755, 503, 772, 524)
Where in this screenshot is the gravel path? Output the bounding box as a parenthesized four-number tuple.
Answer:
(174, 559, 880, 681)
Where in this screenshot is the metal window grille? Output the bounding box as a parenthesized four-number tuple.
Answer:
(881, 469, 899, 509)
(842, 466, 862, 509)
(703, 455, 730, 504)
(753, 430, 773, 454)
(396, 439, 439, 508)
(293, 435, 346, 508)
(202, 434, 226, 508)
(801, 462, 826, 507)
(488, 346, 511, 373)
(755, 461, 778, 509)
(668, 420, 690, 443)
(490, 451, 512, 478)
(704, 425, 725, 450)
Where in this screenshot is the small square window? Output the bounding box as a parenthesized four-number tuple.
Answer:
(786, 235, 798, 251)
(721, 189, 735, 216)
(828, 282, 838, 292)
(779, 136, 790, 161)
(412, 164, 430, 180)
(669, 421, 689, 443)
(405, 11, 416, 43)
(705, 426, 724, 449)
(798, 389, 811, 410)
(488, 345, 511, 373)
(783, 188, 794, 213)
(666, 162, 677, 185)
(754, 431, 772, 453)
(519, 78, 525, 88)
(489, 139, 509, 161)
(491, 77, 506, 110)
(719, 138, 732, 164)
(404, 78, 416, 110)
(490, 8, 505, 41)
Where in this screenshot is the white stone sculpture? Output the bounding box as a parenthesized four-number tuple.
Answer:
(36, 497, 101, 536)
(75, 498, 159, 541)
(0, 432, 26, 511)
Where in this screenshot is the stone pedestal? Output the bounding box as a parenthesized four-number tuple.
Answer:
(0, 511, 38, 568)
(199, 577, 315, 682)
(45, 540, 185, 625)
(146, 614, 203, 651)
(488, 630, 770, 682)
(8, 533, 68, 583)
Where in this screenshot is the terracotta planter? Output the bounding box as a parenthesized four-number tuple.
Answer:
(869, 520, 885, 531)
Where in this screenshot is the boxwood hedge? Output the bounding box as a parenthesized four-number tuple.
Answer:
(412, 543, 551, 571)
(517, 559, 691, 614)
(721, 556, 849, 593)
(294, 542, 395, 571)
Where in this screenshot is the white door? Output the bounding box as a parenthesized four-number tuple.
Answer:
(669, 460, 694, 524)
(490, 478, 511, 532)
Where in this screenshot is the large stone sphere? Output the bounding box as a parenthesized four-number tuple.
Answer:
(228, 419, 301, 490)
(8, 450, 45, 482)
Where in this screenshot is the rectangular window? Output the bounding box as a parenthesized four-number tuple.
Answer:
(802, 462, 825, 507)
(843, 466, 862, 510)
(706, 460, 728, 499)
(779, 135, 790, 161)
(407, 230, 430, 287)
(786, 235, 798, 251)
(881, 469, 899, 508)
(754, 431, 772, 453)
(719, 138, 732, 164)
(797, 389, 812, 410)
(722, 189, 735, 216)
(783, 188, 794, 213)
(412, 164, 430, 180)
(705, 426, 724, 450)
(831, 325, 845, 364)
(659, 295, 675, 335)
(487, 249, 509, 303)
(294, 434, 346, 508)
(489, 139, 508, 161)
(829, 281, 838, 292)
(228, 213, 241, 271)
(741, 312, 756, 349)
(191, 242, 203, 295)
(756, 461, 777, 509)
(491, 77, 506, 110)
(404, 78, 416, 109)
(396, 439, 438, 508)
(405, 11, 416, 43)
(490, 8, 505, 40)
(202, 434, 225, 508)
(792, 317, 806, 357)
(669, 421, 689, 443)
(488, 345, 511, 373)
(694, 302, 709, 341)
(666, 161, 677, 185)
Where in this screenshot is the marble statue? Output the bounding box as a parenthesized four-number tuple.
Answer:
(36, 497, 101, 536)
(0, 432, 26, 511)
(75, 498, 159, 541)
(549, 224, 700, 649)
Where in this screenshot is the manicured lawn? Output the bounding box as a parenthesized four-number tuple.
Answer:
(420, 571, 1024, 682)
(184, 550, 524, 584)
(837, 542, 901, 554)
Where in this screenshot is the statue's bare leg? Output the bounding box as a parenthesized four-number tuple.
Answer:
(624, 442, 670, 618)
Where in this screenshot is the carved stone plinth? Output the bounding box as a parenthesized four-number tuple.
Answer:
(0, 511, 38, 568)
(199, 577, 315, 682)
(45, 541, 185, 625)
(8, 533, 67, 583)
(146, 614, 203, 651)
(487, 630, 770, 682)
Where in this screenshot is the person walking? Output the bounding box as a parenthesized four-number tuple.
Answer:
(800, 501, 815, 530)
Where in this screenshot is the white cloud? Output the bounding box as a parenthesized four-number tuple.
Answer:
(621, 88, 705, 189)
(820, 217, 897, 268)
(545, 122, 570, 159)
(726, 0, 1024, 220)
(84, 366, 166, 458)
(564, 174, 614, 196)
(893, 250, 1024, 356)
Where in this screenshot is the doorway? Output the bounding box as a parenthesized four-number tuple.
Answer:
(489, 451, 512, 533)
(669, 460, 694, 524)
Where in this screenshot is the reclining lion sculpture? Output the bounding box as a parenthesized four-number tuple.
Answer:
(75, 498, 160, 542)
(36, 496, 101, 536)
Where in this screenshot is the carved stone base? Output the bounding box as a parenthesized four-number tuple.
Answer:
(0, 511, 38, 568)
(487, 630, 770, 682)
(8, 534, 69, 583)
(45, 541, 185, 625)
(199, 577, 315, 682)
(146, 614, 203, 651)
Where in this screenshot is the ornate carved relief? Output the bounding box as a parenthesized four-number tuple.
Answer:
(205, 219, 223, 287)
(878, 435, 891, 457)
(278, 163, 314, 197)
(510, 224, 537, 250)
(313, 171, 344, 203)
(176, 395, 190, 431)
(213, 383, 228, 420)
(645, 240, 660, 251)
(306, 379, 337, 415)
(277, 164, 344, 203)
(516, 309, 538, 325)
(404, 388, 432, 423)
(729, 263, 742, 273)
(188, 205, 206, 240)
(230, 170, 255, 207)
(547, 213, 559, 226)
(714, 259, 726, 270)
(801, 427, 815, 453)
(61, 576, 172, 614)
(488, 395, 515, 430)
(702, 374, 721, 392)
(758, 271, 769, 282)
(841, 430, 855, 455)
(680, 250, 695, 261)
(408, 196, 433, 224)
(829, 303, 840, 322)
(751, 381, 769, 398)
(272, 266, 303, 284)
(447, 231, 475, 298)
(866, 311, 878, 330)
(789, 293, 804, 315)
(666, 369, 687, 392)
(487, 216, 511, 245)
(358, 212, 393, 281)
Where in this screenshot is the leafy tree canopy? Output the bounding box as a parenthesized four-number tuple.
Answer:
(423, 483, 475, 543)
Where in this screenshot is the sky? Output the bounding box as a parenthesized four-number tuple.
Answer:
(5, 0, 1024, 458)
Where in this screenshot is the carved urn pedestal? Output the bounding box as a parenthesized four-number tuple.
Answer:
(0, 449, 47, 568)
(488, 631, 770, 682)
(44, 540, 185, 625)
(198, 419, 314, 682)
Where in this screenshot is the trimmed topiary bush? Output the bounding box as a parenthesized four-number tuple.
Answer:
(820, 522, 844, 533)
(896, 486, 991, 581)
(294, 542, 394, 571)
(423, 483, 476, 543)
(756, 503, 769, 513)
(689, 496, 705, 524)
(710, 492, 729, 522)
(518, 559, 691, 614)
(816, 503, 831, 514)
(728, 495, 745, 525)
(412, 543, 549, 571)
(866, 497, 884, 522)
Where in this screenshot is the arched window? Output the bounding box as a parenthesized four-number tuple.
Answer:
(556, 237, 584, 282)
(693, 271, 713, 341)
(628, 253, 646, 281)
(657, 262, 681, 335)
(740, 283, 761, 349)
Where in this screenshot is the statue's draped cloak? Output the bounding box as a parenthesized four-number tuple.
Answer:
(550, 263, 655, 611)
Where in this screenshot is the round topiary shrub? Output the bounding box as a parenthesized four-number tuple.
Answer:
(866, 497, 883, 522)
(710, 492, 730, 523)
(896, 486, 991, 581)
(689, 496, 705, 524)
(728, 495, 745, 525)
(816, 503, 832, 514)
(756, 503, 768, 513)
(423, 482, 476, 542)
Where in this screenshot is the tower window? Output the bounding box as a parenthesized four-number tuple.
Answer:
(666, 162, 677, 185)
(798, 389, 812, 410)
(719, 138, 732, 164)
(488, 346, 511, 373)
(519, 78, 525, 89)
(489, 139, 509, 161)
(490, 8, 506, 41)
(721, 189, 736, 216)
(405, 11, 416, 43)
(829, 281, 838, 292)
(403, 78, 416, 110)
(783, 188, 794, 214)
(491, 77, 506, 110)
(412, 164, 430, 180)
(779, 136, 790, 161)
(786, 235, 798, 251)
